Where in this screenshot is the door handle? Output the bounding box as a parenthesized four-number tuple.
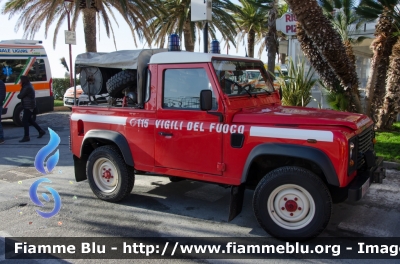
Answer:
(158, 132, 173, 137)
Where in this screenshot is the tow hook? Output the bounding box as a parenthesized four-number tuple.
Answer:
(372, 167, 386, 183)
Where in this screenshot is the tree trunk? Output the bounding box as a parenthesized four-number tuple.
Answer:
(266, 3, 278, 73)
(376, 37, 400, 129)
(82, 8, 97, 52)
(364, 11, 394, 117)
(343, 40, 362, 113)
(247, 29, 255, 58)
(280, 53, 286, 64)
(372, 33, 397, 121)
(286, 0, 361, 112)
(183, 20, 195, 52)
(296, 24, 339, 91)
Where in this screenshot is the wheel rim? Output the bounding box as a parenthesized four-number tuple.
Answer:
(19, 110, 24, 122)
(92, 157, 119, 193)
(267, 184, 315, 230)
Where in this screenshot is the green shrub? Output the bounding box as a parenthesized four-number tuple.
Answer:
(278, 58, 317, 107)
(53, 78, 79, 100)
(53, 78, 71, 100)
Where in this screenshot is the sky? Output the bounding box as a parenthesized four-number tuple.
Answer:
(0, 1, 270, 79)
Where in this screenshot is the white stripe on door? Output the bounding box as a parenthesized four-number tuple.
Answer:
(71, 113, 127, 126)
(250, 126, 334, 142)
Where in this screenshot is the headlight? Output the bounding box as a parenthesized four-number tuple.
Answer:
(348, 137, 358, 175)
(349, 142, 355, 159)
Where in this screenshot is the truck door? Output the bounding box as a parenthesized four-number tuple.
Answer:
(155, 65, 223, 175)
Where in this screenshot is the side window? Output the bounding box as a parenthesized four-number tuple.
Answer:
(0, 59, 27, 83)
(27, 59, 47, 82)
(0, 58, 47, 83)
(163, 68, 217, 110)
(144, 68, 151, 102)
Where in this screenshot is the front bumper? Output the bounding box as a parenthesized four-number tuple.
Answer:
(64, 97, 78, 107)
(347, 156, 386, 202)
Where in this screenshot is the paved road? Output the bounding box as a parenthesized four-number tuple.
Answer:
(0, 111, 399, 263)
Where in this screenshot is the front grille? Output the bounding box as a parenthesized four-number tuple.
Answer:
(357, 126, 374, 169)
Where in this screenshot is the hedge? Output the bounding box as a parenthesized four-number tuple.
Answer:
(53, 78, 79, 100)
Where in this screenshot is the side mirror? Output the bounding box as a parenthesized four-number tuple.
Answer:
(200, 90, 213, 111)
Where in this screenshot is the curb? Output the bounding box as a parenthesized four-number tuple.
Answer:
(383, 161, 400, 170)
(53, 106, 71, 111)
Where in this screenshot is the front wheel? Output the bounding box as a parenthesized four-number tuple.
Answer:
(253, 166, 332, 240)
(87, 145, 135, 202)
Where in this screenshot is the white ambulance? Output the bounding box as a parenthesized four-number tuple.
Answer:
(0, 40, 53, 126)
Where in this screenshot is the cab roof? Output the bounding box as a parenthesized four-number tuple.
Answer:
(149, 51, 261, 64)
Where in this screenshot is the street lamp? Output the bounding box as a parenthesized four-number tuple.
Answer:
(64, 0, 74, 87)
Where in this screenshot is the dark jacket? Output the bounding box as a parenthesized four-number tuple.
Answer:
(17, 83, 36, 109)
(0, 80, 5, 106)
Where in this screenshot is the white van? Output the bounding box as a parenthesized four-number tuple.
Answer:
(0, 39, 53, 126)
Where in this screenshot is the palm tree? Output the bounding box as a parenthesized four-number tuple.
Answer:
(378, 38, 400, 128)
(285, 0, 362, 112)
(296, 24, 341, 91)
(149, 0, 237, 52)
(232, 0, 270, 58)
(2, 0, 156, 52)
(265, 0, 278, 72)
(319, 0, 367, 113)
(356, 0, 399, 127)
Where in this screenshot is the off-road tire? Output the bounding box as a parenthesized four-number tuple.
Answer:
(106, 70, 137, 98)
(253, 166, 332, 241)
(87, 145, 135, 202)
(169, 177, 184, 182)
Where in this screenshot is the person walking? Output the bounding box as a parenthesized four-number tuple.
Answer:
(17, 76, 45, 142)
(0, 78, 5, 144)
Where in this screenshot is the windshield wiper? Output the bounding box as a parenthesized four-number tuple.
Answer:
(240, 84, 253, 98)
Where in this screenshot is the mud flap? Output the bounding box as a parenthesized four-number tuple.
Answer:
(73, 154, 88, 182)
(228, 183, 246, 221)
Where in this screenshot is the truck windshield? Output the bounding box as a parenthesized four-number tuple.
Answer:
(212, 59, 274, 96)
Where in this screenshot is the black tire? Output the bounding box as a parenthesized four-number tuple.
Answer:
(106, 70, 137, 98)
(12, 104, 35, 126)
(169, 177, 184, 182)
(253, 166, 332, 240)
(87, 145, 135, 202)
(13, 104, 24, 126)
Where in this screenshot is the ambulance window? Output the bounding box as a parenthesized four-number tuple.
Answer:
(0, 59, 47, 83)
(163, 68, 217, 110)
(27, 59, 47, 81)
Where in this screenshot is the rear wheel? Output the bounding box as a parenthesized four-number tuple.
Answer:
(87, 145, 135, 202)
(12, 104, 35, 126)
(253, 166, 332, 240)
(13, 104, 24, 126)
(169, 177, 184, 182)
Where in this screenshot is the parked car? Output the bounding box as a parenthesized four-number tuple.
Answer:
(63, 85, 83, 108)
(77, 92, 111, 106)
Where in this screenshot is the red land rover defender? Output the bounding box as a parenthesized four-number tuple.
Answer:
(70, 48, 385, 240)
